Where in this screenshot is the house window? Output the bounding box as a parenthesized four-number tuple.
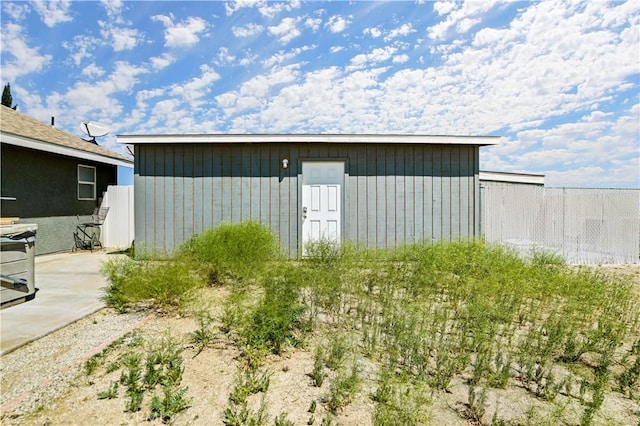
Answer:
(78, 165, 96, 200)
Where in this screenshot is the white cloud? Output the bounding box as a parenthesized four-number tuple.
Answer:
(100, 0, 123, 19)
(325, 15, 351, 33)
(305, 17, 322, 32)
(82, 63, 105, 78)
(384, 23, 416, 41)
(225, 0, 265, 16)
(268, 17, 301, 44)
(392, 54, 409, 64)
(170, 65, 221, 102)
(428, 0, 501, 41)
(364, 27, 382, 38)
(433, 1, 457, 16)
(348, 46, 397, 70)
(63, 35, 103, 66)
(217, 47, 236, 65)
(232, 23, 264, 37)
(258, 0, 301, 18)
(2, 2, 29, 21)
(33, 0, 73, 27)
(0, 23, 52, 80)
(152, 15, 207, 48)
(150, 53, 175, 70)
(261, 45, 314, 68)
(104, 26, 141, 51)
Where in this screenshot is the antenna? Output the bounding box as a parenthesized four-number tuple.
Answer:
(80, 121, 110, 143)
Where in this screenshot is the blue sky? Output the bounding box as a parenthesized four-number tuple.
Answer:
(1, 0, 638, 188)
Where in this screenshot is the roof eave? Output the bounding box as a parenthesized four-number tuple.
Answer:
(2, 132, 133, 168)
(117, 133, 501, 146)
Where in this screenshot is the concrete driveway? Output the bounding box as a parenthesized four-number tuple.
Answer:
(0, 251, 113, 355)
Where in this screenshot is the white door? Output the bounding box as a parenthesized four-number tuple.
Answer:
(301, 161, 343, 253)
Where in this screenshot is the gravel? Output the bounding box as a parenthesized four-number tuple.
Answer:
(0, 308, 150, 419)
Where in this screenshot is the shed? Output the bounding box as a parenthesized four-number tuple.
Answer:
(0, 106, 133, 254)
(117, 134, 499, 257)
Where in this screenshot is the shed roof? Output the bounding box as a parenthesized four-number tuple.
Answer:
(479, 170, 545, 185)
(117, 133, 500, 146)
(0, 105, 133, 167)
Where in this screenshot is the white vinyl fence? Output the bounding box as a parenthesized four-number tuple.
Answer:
(101, 185, 134, 250)
(481, 184, 640, 264)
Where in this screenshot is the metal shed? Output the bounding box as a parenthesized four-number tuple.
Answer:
(117, 134, 499, 257)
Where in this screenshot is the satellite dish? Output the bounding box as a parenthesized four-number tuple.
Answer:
(80, 121, 110, 141)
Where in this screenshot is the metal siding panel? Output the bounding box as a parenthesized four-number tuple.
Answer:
(376, 146, 387, 249)
(158, 146, 171, 253)
(474, 147, 480, 236)
(211, 146, 223, 228)
(174, 145, 186, 251)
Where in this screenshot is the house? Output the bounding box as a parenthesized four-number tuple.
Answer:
(118, 134, 498, 257)
(0, 105, 133, 255)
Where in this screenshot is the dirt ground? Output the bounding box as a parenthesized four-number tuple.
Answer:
(1, 265, 639, 425)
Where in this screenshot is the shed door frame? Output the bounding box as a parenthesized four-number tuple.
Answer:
(298, 159, 347, 256)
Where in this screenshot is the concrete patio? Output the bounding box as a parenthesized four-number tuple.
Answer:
(0, 251, 113, 355)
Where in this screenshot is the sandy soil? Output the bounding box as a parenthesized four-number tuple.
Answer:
(1, 265, 639, 425)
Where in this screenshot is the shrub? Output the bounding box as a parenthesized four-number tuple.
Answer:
(180, 221, 279, 283)
(240, 263, 307, 354)
(102, 256, 205, 311)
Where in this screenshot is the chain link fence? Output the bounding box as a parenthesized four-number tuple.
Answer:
(481, 184, 640, 264)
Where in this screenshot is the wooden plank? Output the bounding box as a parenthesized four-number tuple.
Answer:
(403, 145, 415, 244)
(260, 144, 271, 226)
(412, 145, 424, 242)
(386, 145, 396, 248)
(365, 145, 378, 247)
(431, 146, 442, 241)
(221, 144, 233, 222)
(376, 146, 387, 249)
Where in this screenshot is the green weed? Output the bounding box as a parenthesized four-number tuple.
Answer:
(180, 221, 279, 283)
(102, 256, 205, 311)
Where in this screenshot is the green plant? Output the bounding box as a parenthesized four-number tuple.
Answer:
(311, 346, 325, 387)
(97, 381, 119, 400)
(326, 335, 348, 371)
(240, 264, 306, 355)
(102, 256, 205, 311)
(149, 386, 191, 423)
(180, 221, 279, 283)
(326, 363, 359, 414)
(274, 413, 294, 426)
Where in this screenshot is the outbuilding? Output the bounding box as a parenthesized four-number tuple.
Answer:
(117, 134, 499, 257)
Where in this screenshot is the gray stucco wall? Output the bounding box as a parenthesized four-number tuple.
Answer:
(134, 142, 480, 257)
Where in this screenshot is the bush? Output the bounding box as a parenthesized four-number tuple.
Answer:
(102, 257, 205, 311)
(180, 221, 279, 283)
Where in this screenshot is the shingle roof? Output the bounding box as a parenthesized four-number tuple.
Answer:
(0, 105, 132, 164)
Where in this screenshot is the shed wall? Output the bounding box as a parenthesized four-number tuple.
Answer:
(134, 143, 479, 256)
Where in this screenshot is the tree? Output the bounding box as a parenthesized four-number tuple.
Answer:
(2, 83, 18, 110)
